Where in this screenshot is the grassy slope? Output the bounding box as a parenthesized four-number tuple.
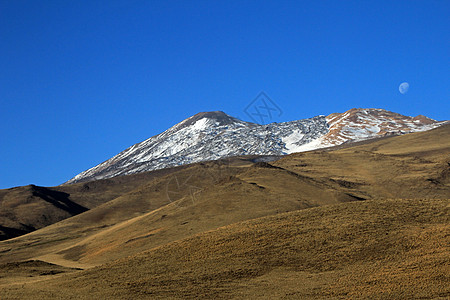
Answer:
(1, 198, 448, 299)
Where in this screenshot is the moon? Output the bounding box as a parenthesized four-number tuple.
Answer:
(399, 82, 409, 94)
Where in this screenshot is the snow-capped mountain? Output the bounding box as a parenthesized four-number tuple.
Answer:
(66, 108, 446, 184)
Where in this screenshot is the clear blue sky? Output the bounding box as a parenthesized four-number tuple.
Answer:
(1, 0, 449, 188)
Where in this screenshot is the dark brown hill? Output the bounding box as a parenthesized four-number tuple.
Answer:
(0, 166, 189, 240)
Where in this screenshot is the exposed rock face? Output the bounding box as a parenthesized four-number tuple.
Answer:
(313, 108, 445, 149)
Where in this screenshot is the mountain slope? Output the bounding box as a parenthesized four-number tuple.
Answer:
(67, 108, 446, 184)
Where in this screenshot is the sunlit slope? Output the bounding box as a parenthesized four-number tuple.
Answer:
(274, 123, 450, 200)
(2, 198, 448, 299)
(350, 122, 450, 156)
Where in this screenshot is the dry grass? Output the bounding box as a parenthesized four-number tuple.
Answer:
(1, 198, 448, 299)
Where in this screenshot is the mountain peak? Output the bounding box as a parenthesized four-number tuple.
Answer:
(191, 111, 235, 122)
(412, 115, 436, 124)
(177, 111, 244, 129)
(193, 111, 229, 118)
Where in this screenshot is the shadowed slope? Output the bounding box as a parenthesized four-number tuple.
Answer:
(0, 260, 82, 289)
(0, 185, 87, 241)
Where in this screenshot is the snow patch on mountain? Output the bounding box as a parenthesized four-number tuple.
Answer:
(66, 108, 446, 184)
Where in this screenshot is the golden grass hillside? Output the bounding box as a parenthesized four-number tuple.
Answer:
(1, 198, 448, 299)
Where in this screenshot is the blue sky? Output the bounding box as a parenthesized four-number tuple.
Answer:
(1, 0, 449, 188)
